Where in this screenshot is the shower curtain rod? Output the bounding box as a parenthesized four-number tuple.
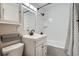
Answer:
(37, 3, 51, 10)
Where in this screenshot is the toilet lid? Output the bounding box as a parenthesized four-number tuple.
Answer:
(2, 43, 24, 54)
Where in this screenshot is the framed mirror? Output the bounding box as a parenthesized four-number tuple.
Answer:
(22, 4, 36, 34)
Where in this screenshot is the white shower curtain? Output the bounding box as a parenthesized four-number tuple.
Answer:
(65, 3, 79, 56)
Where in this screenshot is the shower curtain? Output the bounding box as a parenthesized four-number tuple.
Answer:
(65, 3, 79, 56)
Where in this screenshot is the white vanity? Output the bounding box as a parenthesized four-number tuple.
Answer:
(22, 34, 47, 56)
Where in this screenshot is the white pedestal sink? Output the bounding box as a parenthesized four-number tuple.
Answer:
(23, 33, 47, 40)
(22, 33, 47, 56)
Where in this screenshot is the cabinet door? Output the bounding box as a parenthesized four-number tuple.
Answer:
(2, 3, 20, 23)
(22, 38, 35, 56)
(36, 44, 43, 56)
(42, 43, 47, 56)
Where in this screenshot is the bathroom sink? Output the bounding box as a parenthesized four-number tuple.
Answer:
(23, 33, 46, 40)
(22, 33, 47, 56)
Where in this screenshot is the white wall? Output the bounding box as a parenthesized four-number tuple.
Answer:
(0, 24, 17, 35)
(37, 3, 72, 48)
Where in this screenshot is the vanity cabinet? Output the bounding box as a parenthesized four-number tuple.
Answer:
(36, 42, 47, 56)
(0, 3, 21, 25)
(22, 34, 47, 56)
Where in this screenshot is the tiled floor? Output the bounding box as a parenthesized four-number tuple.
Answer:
(0, 45, 67, 56)
(47, 45, 67, 56)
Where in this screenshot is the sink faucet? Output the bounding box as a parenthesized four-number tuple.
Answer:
(29, 29, 35, 35)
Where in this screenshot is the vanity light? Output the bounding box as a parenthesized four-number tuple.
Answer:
(29, 4, 37, 11)
(24, 3, 37, 12)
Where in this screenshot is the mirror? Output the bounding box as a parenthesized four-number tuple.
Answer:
(22, 4, 36, 33)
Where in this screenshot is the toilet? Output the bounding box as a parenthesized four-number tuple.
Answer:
(2, 43, 24, 56)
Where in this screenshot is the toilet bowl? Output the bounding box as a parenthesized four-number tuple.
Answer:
(2, 43, 24, 56)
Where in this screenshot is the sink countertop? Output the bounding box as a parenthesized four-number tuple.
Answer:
(23, 33, 47, 40)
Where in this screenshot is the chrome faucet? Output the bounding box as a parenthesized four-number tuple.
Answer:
(29, 29, 35, 35)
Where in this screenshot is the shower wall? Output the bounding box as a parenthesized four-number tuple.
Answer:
(36, 12, 45, 33)
(37, 3, 72, 48)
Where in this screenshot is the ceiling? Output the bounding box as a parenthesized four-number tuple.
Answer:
(30, 3, 48, 9)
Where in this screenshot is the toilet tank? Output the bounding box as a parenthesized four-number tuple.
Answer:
(2, 43, 24, 56)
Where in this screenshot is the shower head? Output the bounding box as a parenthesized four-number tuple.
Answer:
(41, 13, 45, 16)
